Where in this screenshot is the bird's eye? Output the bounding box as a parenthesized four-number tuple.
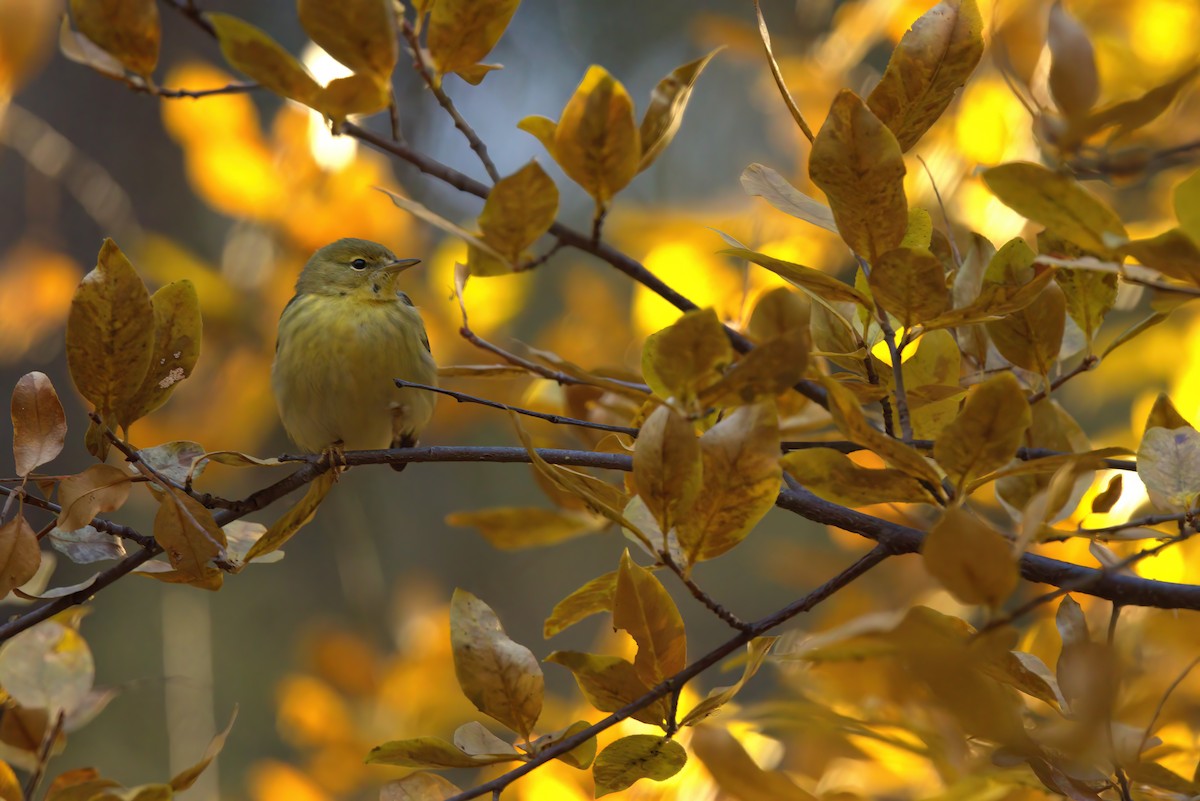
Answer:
(350, 258, 368, 270)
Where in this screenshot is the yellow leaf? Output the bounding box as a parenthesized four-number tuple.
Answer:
(312, 73, 390, 124)
(985, 282, 1067, 374)
(747, 286, 810, 343)
(633, 405, 701, 535)
(450, 588, 543, 739)
(867, 0, 984, 151)
(297, 0, 397, 79)
(982, 162, 1126, 256)
(701, 326, 810, 407)
(1054, 264, 1116, 345)
(378, 187, 513, 275)
(675, 402, 781, 563)
(446, 506, 602, 549)
(169, 707, 237, 791)
(868, 246, 949, 326)
(613, 550, 686, 687)
(680, 637, 776, 727)
(552, 65, 640, 204)
(57, 464, 132, 533)
(809, 90, 907, 262)
(545, 651, 668, 726)
(526, 719, 596, 769)
(69, 0, 159, 76)
(1121, 228, 1200, 285)
(478, 160, 559, 261)
(593, 735, 686, 797)
(691, 726, 816, 801)
(65, 239, 154, 452)
(739, 163, 838, 234)
(1145, 393, 1192, 434)
(58, 16, 126, 79)
(1046, 1, 1099, 118)
(0, 513, 40, 599)
(379, 773, 462, 801)
(209, 13, 320, 107)
(119, 279, 201, 429)
(637, 48, 721, 173)
(888, 329, 962, 439)
(427, 0, 519, 78)
(543, 571, 617, 638)
(1174, 167, 1200, 243)
(0, 0, 59, 95)
(0, 761, 18, 801)
(244, 471, 335, 564)
(454, 62, 502, 85)
(782, 448, 935, 507)
(1074, 66, 1199, 145)
(902, 208, 934, 250)
(920, 265, 1058, 331)
(641, 308, 733, 407)
(10, 371, 66, 477)
(366, 736, 518, 768)
(933, 372, 1031, 492)
(922, 507, 1018, 607)
(153, 486, 226, 586)
(723, 248, 869, 307)
(516, 115, 556, 154)
(1138, 426, 1200, 510)
(452, 721, 519, 758)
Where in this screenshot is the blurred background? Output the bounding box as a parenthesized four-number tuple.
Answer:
(2, 0, 1200, 798)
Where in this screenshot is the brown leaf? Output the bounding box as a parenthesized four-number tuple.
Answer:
(809, 90, 907, 261)
(119, 279, 201, 428)
(11, 372, 66, 477)
(427, 0, 519, 78)
(986, 282, 1067, 374)
(367, 736, 519, 768)
(1090, 474, 1122, 514)
(545, 651, 668, 726)
(446, 506, 602, 550)
(868, 246, 949, 326)
(57, 464, 132, 533)
(922, 507, 1018, 607)
(552, 65, 640, 204)
(747, 286, 810, 343)
(450, 588, 543, 739)
(782, 448, 935, 507)
(593, 735, 686, 797)
(933, 372, 1031, 492)
(641, 308, 733, 407)
(633, 405, 701, 535)
(676, 402, 781, 564)
(867, 0, 984, 151)
(478, 160, 559, 262)
(209, 13, 320, 107)
(69, 0, 159, 76)
(169, 707, 237, 791)
(1047, 2, 1099, 118)
(613, 551, 686, 687)
(544, 571, 618, 638)
(153, 486, 226, 586)
(0, 514, 40, 599)
(297, 0, 397, 79)
(638, 49, 721, 173)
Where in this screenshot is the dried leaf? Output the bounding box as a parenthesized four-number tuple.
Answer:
(452, 721, 519, 758)
(153, 486, 226, 586)
(367, 736, 520, 768)
(297, 0, 397, 78)
(933, 372, 1031, 491)
(244, 471, 336, 564)
(1138, 426, 1200, 510)
(11, 371, 66, 477)
(57, 464, 132, 533)
(0, 514, 40, 599)
(552, 65, 640, 204)
(544, 571, 617, 638)
(450, 588, 543, 739)
(638, 49, 721, 172)
(922, 507, 1018, 607)
(739, 163, 838, 234)
(1090, 474, 1122, 514)
(209, 13, 320, 107)
(169, 707, 237, 791)
(613, 551, 686, 687)
(1047, 2, 1099, 118)
(446, 507, 602, 549)
(48, 525, 125, 565)
(867, 0, 984, 151)
(809, 90, 908, 261)
(377, 187, 513, 275)
(593, 735, 686, 797)
(545, 651, 668, 726)
(69, 0, 159, 76)
(723, 248, 870, 306)
(478, 160, 558, 262)
(676, 402, 781, 564)
(868, 246, 949, 326)
(58, 17, 126, 79)
(1145, 393, 1191, 434)
(782, 448, 935, 507)
(633, 405, 701, 535)
(691, 726, 816, 801)
(427, 0, 519, 78)
(752, 0, 810, 140)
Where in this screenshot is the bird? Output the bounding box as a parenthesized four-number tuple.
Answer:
(272, 238, 437, 472)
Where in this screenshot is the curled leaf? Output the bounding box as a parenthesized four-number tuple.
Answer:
(11, 372, 66, 477)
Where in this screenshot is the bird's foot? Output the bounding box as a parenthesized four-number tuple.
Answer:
(319, 440, 349, 479)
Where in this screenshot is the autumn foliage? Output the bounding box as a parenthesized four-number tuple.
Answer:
(4, 0, 1200, 799)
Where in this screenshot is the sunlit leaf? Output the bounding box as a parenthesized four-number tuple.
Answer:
(1121, 228, 1200, 285)
(450, 588, 543, 740)
(545, 651, 668, 726)
(209, 13, 320, 107)
(11, 371, 66, 477)
(691, 726, 816, 801)
(478, 160, 558, 263)
(1175, 167, 1200, 244)
(452, 721, 519, 759)
(782, 448, 935, 507)
(809, 90, 907, 261)
(723, 248, 869, 306)
(593, 735, 686, 797)
(524, 719, 596, 769)
(378, 187, 513, 275)
(613, 550, 686, 687)
(313, 72, 390, 125)
(0, 620, 92, 713)
(366, 736, 520, 768)
(544, 571, 617, 638)
(426, 0, 519, 79)
(297, 0, 397, 79)
(69, 0, 159, 76)
(868, 246, 948, 326)
(922, 506, 1018, 607)
(680, 637, 776, 726)
(747, 286, 810, 343)
(633, 405, 701, 536)
(822, 376, 942, 486)
(700, 326, 810, 407)
(933, 372, 1031, 492)
(1046, 1, 1099, 118)
(739, 163, 838, 234)
(638, 49, 721, 173)
(552, 65, 640, 204)
(867, 0, 984, 151)
(1138, 426, 1200, 510)
(641, 308, 733, 406)
(58, 17, 126, 79)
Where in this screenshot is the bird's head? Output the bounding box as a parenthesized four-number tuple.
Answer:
(295, 238, 421, 299)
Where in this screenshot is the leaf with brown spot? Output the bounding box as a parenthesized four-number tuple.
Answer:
(612, 551, 685, 687)
(545, 651, 668, 726)
(593, 735, 686, 797)
(153, 486, 226, 587)
(478, 160, 559, 263)
(934, 372, 1031, 492)
(69, 0, 159, 76)
(700, 326, 810, 407)
(641, 308, 733, 406)
(551, 65, 640, 204)
(11, 372, 66, 477)
(922, 506, 1018, 607)
(451, 588, 543, 739)
(120, 279, 201, 429)
(809, 90, 907, 261)
(633, 405, 701, 535)
(867, 0, 984, 151)
(427, 0, 519, 79)
(868, 246, 949, 326)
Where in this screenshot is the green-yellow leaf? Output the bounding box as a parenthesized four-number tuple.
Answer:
(209, 13, 320, 107)
(69, 0, 159, 76)
(613, 551, 686, 687)
(982, 162, 1126, 256)
(680, 637, 776, 727)
(119, 279, 201, 428)
(552, 65, 640, 204)
(450, 588, 543, 740)
(676, 402, 781, 564)
(312, 73, 391, 124)
(633, 405, 701, 535)
(427, 0, 519, 78)
(985, 282, 1067, 374)
(297, 0, 397, 78)
(867, 0, 984, 151)
(1121, 228, 1200, 286)
(517, 115, 557, 154)
(593, 735, 686, 797)
(0, 620, 92, 713)
(1174, 168, 1200, 244)
(809, 90, 908, 261)
(922, 506, 1018, 607)
(868, 246, 948, 326)
(446, 506, 602, 549)
(244, 471, 335, 564)
(11, 372, 66, 478)
(782, 448, 935, 507)
(747, 286, 810, 343)
(478, 160, 559, 262)
(545, 651, 668, 726)
(638, 49, 721, 173)
(544, 571, 618, 638)
(722, 248, 870, 306)
(933, 372, 1031, 491)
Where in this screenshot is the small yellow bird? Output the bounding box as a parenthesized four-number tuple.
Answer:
(272, 238, 437, 471)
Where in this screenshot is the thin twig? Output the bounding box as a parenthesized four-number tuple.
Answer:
(399, 18, 501, 182)
(393, 378, 639, 437)
(441, 545, 892, 801)
(1073, 513, 1185, 539)
(23, 710, 65, 800)
(916, 155, 962, 269)
(1137, 654, 1200, 757)
(657, 550, 749, 632)
(517, 239, 565, 271)
(0, 484, 155, 548)
(1028, 355, 1099, 405)
(862, 354, 896, 438)
(132, 80, 258, 99)
(162, 0, 217, 36)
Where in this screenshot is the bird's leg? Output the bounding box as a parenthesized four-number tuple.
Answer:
(320, 440, 349, 479)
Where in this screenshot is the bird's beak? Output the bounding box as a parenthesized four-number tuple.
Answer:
(377, 257, 422, 274)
